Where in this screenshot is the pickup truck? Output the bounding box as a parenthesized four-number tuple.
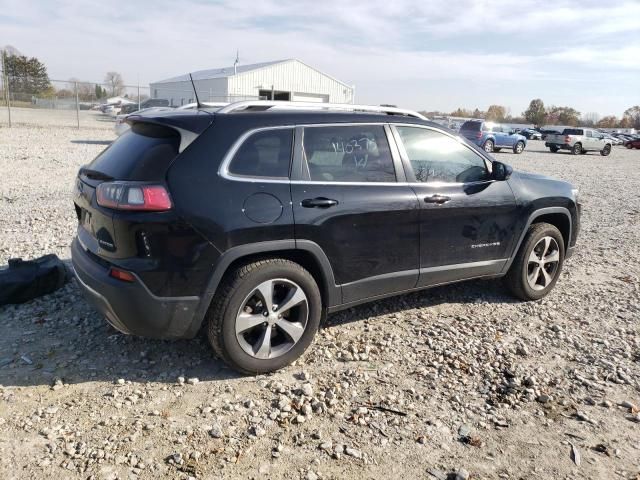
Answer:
(545, 128, 612, 156)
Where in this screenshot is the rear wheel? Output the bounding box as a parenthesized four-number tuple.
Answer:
(626, 143, 632, 149)
(600, 144, 611, 156)
(572, 143, 582, 155)
(513, 141, 525, 154)
(505, 223, 565, 301)
(483, 139, 494, 153)
(549, 145, 559, 153)
(206, 259, 322, 374)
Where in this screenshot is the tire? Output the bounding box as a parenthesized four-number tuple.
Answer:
(505, 223, 565, 301)
(206, 259, 322, 374)
(626, 143, 632, 149)
(571, 143, 582, 155)
(513, 141, 525, 154)
(483, 139, 494, 153)
(600, 144, 611, 156)
(549, 146, 559, 153)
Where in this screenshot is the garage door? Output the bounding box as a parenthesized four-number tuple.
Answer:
(291, 93, 329, 103)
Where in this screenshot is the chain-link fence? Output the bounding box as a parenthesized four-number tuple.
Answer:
(0, 76, 155, 129)
(0, 74, 263, 130)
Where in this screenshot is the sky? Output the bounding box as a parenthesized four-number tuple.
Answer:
(1, 0, 639, 117)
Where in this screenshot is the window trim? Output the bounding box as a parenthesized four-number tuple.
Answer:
(390, 124, 493, 186)
(219, 125, 296, 183)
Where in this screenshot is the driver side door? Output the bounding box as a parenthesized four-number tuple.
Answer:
(391, 125, 519, 287)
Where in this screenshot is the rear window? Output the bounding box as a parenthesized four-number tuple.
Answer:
(87, 123, 180, 181)
(562, 129, 583, 135)
(460, 121, 482, 132)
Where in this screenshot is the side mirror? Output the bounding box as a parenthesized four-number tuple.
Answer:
(492, 160, 513, 181)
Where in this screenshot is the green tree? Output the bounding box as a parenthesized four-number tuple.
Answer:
(2, 51, 51, 95)
(485, 104, 507, 122)
(623, 106, 640, 129)
(523, 99, 546, 127)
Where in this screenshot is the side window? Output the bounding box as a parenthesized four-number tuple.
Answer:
(302, 125, 396, 183)
(228, 128, 293, 178)
(396, 127, 490, 184)
(586, 130, 593, 138)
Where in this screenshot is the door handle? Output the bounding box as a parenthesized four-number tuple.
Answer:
(301, 197, 339, 208)
(424, 194, 451, 204)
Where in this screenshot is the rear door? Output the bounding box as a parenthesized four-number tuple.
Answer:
(291, 123, 420, 305)
(391, 125, 519, 287)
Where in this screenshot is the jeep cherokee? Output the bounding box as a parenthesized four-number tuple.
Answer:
(71, 101, 581, 374)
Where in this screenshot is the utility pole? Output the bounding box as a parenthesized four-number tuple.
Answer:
(137, 74, 140, 111)
(74, 81, 80, 129)
(1, 50, 11, 127)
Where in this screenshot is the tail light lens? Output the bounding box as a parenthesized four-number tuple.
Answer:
(476, 131, 483, 139)
(109, 267, 136, 282)
(564, 136, 571, 143)
(96, 182, 172, 211)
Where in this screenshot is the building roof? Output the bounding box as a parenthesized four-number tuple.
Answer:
(152, 59, 291, 84)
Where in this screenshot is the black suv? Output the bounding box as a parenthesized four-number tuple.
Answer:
(71, 102, 581, 374)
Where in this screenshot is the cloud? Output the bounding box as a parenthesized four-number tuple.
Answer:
(0, 0, 638, 115)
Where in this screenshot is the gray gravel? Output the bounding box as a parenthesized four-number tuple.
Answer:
(1, 127, 639, 479)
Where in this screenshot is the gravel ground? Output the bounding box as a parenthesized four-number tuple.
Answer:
(0, 126, 639, 480)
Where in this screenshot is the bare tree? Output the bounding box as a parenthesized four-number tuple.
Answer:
(104, 71, 124, 97)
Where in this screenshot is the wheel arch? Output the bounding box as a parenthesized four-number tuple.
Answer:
(502, 207, 572, 273)
(183, 240, 339, 338)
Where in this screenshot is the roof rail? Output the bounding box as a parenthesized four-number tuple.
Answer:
(216, 100, 428, 120)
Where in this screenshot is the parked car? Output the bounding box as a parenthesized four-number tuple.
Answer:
(114, 107, 175, 136)
(71, 101, 581, 374)
(120, 99, 171, 115)
(545, 128, 612, 155)
(459, 121, 527, 153)
(521, 128, 542, 140)
(602, 133, 622, 146)
(624, 137, 640, 149)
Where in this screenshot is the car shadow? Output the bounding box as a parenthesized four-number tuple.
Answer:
(0, 275, 241, 388)
(70, 140, 112, 145)
(0, 263, 515, 389)
(324, 277, 517, 328)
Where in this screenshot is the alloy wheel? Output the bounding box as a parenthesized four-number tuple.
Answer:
(526, 236, 560, 291)
(235, 279, 309, 359)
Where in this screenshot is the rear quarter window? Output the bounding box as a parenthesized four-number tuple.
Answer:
(228, 128, 293, 178)
(460, 121, 481, 132)
(562, 129, 583, 135)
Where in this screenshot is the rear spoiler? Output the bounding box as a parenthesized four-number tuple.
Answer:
(126, 111, 214, 152)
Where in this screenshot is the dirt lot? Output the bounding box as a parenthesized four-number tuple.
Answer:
(0, 125, 639, 480)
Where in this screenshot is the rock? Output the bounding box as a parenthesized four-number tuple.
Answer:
(186, 377, 199, 385)
(306, 471, 318, 480)
(116, 378, 125, 385)
(458, 424, 471, 438)
(209, 423, 224, 439)
(537, 394, 551, 404)
(455, 468, 470, 480)
(301, 383, 314, 397)
(177, 376, 185, 385)
(345, 447, 362, 459)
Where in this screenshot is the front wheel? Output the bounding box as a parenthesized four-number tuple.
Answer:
(206, 259, 322, 374)
(600, 144, 611, 156)
(626, 143, 632, 149)
(505, 223, 565, 301)
(483, 140, 494, 153)
(513, 141, 525, 154)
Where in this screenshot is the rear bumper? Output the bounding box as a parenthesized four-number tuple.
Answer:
(71, 237, 201, 339)
(545, 142, 571, 150)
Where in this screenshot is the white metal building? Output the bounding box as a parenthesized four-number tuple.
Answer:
(150, 59, 354, 107)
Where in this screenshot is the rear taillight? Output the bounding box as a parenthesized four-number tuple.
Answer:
(564, 136, 571, 143)
(476, 131, 482, 139)
(96, 182, 172, 211)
